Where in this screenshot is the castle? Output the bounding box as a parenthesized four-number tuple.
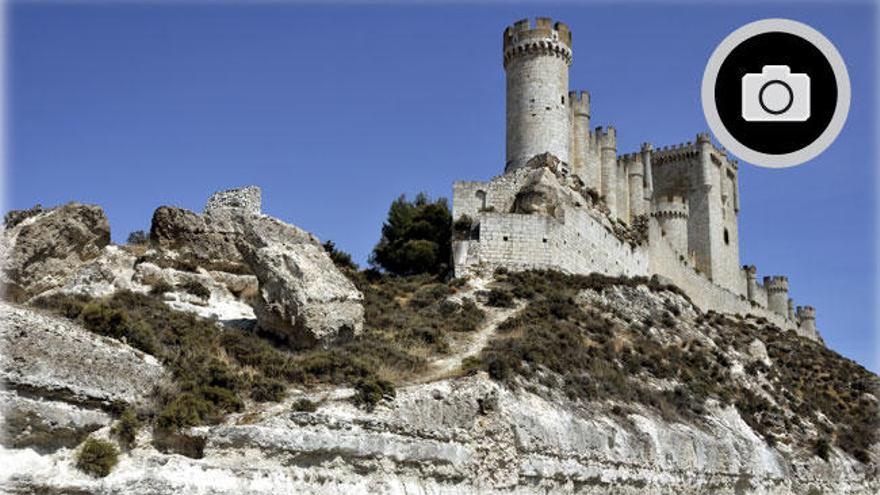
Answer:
(452, 18, 820, 341)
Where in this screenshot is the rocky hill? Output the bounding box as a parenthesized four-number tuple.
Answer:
(1, 187, 877, 494)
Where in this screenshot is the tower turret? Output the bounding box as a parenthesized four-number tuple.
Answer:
(764, 276, 789, 317)
(569, 90, 592, 181)
(743, 265, 758, 303)
(597, 126, 618, 217)
(504, 18, 572, 172)
(796, 306, 817, 337)
(652, 195, 689, 254)
(625, 153, 645, 219)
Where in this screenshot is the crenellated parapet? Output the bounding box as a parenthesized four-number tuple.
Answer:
(592, 126, 616, 149)
(652, 141, 699, 165)
(796, 305, 816, 321)
(652, 195, 689, 219)
(503, 18, 572, 68)
(568, 90, 590, 117)
(764, 275, 789, 293)
(764, 275, 790, 318)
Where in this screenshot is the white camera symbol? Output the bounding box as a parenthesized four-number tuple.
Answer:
(741, 65, 810, 122)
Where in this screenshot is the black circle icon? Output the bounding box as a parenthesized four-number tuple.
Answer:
(758, 80, 793, 115)
(713, 31, 837, 155)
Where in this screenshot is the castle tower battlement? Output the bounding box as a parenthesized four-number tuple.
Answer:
(764, 276, 790, 318)
(652, 195, 689, 254)
(652, 195, 689, 217)
(505, 18, 573, 172)
(796, 305, 817, 338)
(503, 18, 572, 66)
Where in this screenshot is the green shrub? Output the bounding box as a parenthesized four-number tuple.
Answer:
(77, 301, 159, 355)
(179, 280, 211, 300)
(453, 215, 473, 240)
(250, 377, 286, 402)
(149, 280, 174, 296)
(156, 394, 216, 430)
(485, 288, 515, 308)
(323, 240, 358, 271)
(111, 407, 140, 450)
(76, 438, 119, 478)
(353, 377, 395, 411)
(292, 398, 318, 412)
(126, 230, 148, 245)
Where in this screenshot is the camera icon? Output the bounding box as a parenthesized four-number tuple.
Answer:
(741, 65, 810, 122)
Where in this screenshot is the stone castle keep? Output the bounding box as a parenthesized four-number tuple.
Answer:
(452, 18, 820, 341)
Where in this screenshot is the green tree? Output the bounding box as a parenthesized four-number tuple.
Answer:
(370, 193, 452, 276)
(126, 230, 148, 245)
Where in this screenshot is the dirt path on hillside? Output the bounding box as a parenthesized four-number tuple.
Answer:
(413, 301, 523, 384)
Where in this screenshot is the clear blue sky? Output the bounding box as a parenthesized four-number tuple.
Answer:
(7, 2, 876, 371)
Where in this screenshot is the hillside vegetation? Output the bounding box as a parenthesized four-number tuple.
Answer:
(469, 269, 879, 463)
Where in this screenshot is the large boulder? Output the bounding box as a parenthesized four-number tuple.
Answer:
(1, 203, 110, 302)
(148, 186, 364, 347)
(237, 214, 364, 348)
(149, 205, 243, 265)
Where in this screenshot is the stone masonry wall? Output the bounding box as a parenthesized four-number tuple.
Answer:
(453, 174, 818, 340)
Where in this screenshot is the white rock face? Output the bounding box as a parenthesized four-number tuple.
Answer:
(0, 303, 165, 458)
(3, 374, 875, 494)
(132, 260, 257, 324)
(49, 245, 143, 300)
(0, 302, 164, 405)
(749, 338, 772, 366)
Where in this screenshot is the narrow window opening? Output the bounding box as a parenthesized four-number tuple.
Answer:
(561, 95, 565, 104)
(724, 228, 730, 245)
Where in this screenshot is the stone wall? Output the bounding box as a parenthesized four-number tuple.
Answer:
(452, 170, 820, 341)
(205, 186, 262, 215)
(646, 225, 798, 333)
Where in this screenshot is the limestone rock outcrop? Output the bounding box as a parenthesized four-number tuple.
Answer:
(147, 186, 364, 346)
(0, 302, 165, 453)
(149, 205, 243, 265)
(1, 202, 110, 302)
(238, 215, 364, 348)
(0, 302, 164, 406)
(512, 167, 562, 216)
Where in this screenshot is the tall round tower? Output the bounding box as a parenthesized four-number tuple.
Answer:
(504, 18, 572, 172)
